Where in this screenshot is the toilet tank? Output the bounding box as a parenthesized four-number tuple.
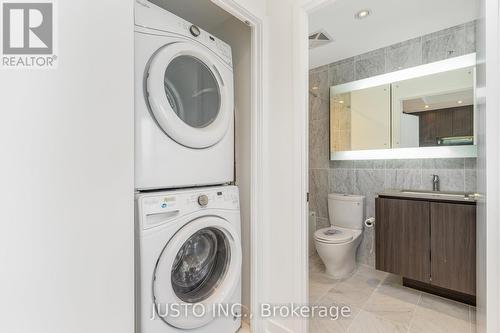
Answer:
(328, 193, 365, 229)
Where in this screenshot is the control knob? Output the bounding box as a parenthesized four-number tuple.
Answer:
(189, 25, 201, 37)
(198, 194, 209, 207)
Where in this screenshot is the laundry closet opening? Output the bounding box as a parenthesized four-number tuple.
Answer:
(148, 0, 253, 329)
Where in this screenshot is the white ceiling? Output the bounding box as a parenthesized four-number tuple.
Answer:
(149, 0, 232, 32)
(309, 0, 480, 69)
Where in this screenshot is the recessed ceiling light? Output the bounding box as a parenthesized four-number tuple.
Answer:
(338, 100, 344, 104)
(457, 100, 463, 104)
(355, 9, 371, 20)
(425, 105, 430, 108)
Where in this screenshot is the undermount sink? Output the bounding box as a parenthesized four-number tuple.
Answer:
(379, 189, 479, 202)
(399, 189, 476, 200)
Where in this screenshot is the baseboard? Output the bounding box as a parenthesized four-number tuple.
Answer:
(402, 277, 476, 306)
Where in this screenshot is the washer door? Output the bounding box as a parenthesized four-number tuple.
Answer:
(153, 216, 241, 329)
(147, 42, 232, 149)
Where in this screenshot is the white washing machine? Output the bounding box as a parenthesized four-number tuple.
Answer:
(135, 186, 242, 333)
(135, 0, 235, 190)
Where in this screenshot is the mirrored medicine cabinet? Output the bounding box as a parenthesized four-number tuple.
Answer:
(329, 54, 477, 160)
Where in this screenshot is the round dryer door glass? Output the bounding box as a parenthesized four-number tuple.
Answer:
(164, 55, 221, 128)
(171, 227, 230, 303)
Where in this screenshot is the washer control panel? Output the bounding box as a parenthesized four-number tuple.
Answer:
(137, 186, 240, 218)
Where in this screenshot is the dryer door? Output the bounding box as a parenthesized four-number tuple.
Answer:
(146, 42, 233, 149)
(153, 216, 241, 329)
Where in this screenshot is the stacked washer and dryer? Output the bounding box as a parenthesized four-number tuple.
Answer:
(134, 1, 242, 333)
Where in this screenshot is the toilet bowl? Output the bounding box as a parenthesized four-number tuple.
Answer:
(314, 193, 365, 279)
(314, 227, 362, 278)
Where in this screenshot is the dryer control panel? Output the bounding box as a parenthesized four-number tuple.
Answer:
(135, 0, 233, 68)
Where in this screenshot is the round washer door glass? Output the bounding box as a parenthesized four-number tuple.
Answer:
(164, 55, 221, 128)
(152, 216, 241, 329)
(171, 227, 230, 303)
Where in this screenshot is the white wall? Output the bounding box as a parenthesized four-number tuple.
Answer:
(0, 0, 310, 332)
(262, 0, 308, 332)
(0, 1, 135, 332)
(229, 0, 266, 19)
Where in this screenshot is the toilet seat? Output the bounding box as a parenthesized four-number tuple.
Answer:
(314, 227, 355, 244)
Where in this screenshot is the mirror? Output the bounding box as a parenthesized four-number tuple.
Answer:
(331, 85, 390, 152)
(329, 55, 476, 160)
(392, 67, 474, 148)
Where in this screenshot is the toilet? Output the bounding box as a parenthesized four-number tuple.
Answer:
(314, 193, 365, 279)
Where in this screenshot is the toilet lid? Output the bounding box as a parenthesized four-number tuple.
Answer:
(314, 227, 354, 244)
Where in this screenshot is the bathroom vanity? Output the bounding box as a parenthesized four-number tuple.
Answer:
(375, 190, 476, 305)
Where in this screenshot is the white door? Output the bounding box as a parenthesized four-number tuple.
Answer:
(146, 42, 232, 148)
(153, 216, 241, 329)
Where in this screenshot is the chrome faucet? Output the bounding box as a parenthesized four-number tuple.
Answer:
(432, 174, 440, 192)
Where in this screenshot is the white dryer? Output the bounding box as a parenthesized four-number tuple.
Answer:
(135, 186, 242, 333)
(135, 1, 235, 190)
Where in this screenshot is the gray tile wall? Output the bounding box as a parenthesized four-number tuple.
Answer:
(309, 21, 477, 268)
(314, 21, 477, 83)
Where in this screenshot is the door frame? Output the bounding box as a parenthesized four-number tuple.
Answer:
(477, 0, 500, 332)
(294, 1, 500, 333)
(209, 1, 266, 331)
(292, 1, 340, 332)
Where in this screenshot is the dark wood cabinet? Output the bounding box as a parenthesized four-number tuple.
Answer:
(435, 109, 453, 138)
(419, 112, 437, 147)
(375, 198, 430, 282)
(417, 106, 473, 146)
(452, 107, 474, 137)
(376, 196, 476, 303)
(430, 202, 476, 295)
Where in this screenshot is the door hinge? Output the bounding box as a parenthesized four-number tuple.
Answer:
(307, 192, 310, 202)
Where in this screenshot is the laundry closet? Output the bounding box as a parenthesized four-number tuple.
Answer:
(134, 1, 253, 332)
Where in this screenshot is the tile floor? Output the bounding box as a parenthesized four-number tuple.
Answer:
(309, 255, 476, 333)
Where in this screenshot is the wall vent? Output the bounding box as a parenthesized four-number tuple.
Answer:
(309, 30, 333, 49)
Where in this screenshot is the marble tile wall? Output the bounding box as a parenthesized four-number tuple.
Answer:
(309, 21, 477, 267)
(314, 21, 477, 84)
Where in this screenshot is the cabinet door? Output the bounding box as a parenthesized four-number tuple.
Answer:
(419, 112, 437, 146)
(430, 203, 476, 295)
(435, 109, 453, 139)
(452, 106, 474, 137)
(376, 198, 430, 282)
